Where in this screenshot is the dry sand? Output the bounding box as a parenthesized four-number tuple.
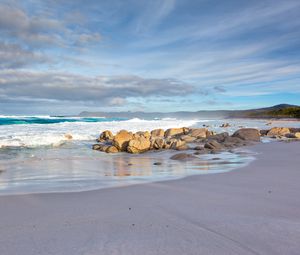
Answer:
(0, 141, 300, 255)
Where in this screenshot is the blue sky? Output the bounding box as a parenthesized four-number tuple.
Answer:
(0, 0, 300, 114)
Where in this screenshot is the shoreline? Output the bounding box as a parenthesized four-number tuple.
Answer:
(1, 141, 300, 254)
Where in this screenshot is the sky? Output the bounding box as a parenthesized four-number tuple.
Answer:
(0, 0, 300, 115)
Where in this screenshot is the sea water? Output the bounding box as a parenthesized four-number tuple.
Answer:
(0, 116, 299, 195)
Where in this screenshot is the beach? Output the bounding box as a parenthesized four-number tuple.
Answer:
(0, 141, 299, 255)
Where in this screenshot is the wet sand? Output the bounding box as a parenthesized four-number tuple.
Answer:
(0, 141, 300, 255)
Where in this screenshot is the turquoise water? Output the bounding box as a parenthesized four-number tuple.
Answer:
(0, 116, 127, 125)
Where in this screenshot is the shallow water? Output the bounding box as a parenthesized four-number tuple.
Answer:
(0, 117, 299, 195)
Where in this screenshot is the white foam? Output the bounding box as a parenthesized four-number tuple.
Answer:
(0, 118, 199, 148)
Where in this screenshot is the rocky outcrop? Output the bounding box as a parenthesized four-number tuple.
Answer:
(267, 127, 290, 137)
(113, 130, 133, 151)
(232, 128, 260, 141)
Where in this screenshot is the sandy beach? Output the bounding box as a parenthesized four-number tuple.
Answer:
(0, 141, 300, 255)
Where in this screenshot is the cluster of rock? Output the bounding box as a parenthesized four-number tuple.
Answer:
(260, 127, 300, 139)
(92, 127, 265, 154)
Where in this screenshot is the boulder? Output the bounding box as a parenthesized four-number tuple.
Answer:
(106, 146, 119, 153)
(92, 144, 109, 152)
(113, 130, 133, 151)
(152, 138, 165, 150)
(223, 136, 245, 148)
(204, 140, 223, 150)
(207, 132, 229, 143)
(98, 130, 114, 142)
(232, 128, 260, 141)
(260, 129, 269, 136)
(127, 136, 151, 154)
(267, 127, 290, 137)
(180, 135, 197, 143)
(150, 129, 165, 138)
(170, 139, 186, 150)
(295, 132, 300, 138)
(176, 144, 189, 151)
(188, 128, 208, 138)
(135, 131, 150, 139)
(164, 128, 185, 138)
(170, 153, 197, 161)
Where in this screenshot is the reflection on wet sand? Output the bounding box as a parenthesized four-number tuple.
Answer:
(0, 144, 255, 195)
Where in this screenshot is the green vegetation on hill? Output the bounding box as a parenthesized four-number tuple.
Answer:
(248, 107, 300, 118)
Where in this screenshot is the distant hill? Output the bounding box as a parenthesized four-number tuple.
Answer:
(79, 104, 300, 119)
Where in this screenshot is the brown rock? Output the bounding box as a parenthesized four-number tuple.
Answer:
(106, 146, 119, 153)
(204, 140, 223, 150)
(152, 138, 165, 150)
(260, 129, 269, 136)
(207, 132, 229, 143)
(295, 132, 300, 138)
(180, 135, 197, 143)
(164, 128, 185, 138)
(127, 136, 151, 154)
(267, 127, 291, 136)
(113, 130, 133, 151)
(232, 128, 260, 141)
(170, 139, 186, 150)
(92, 144, 109, 152)
(135, 131, 150, 139)
(188, 128, 208, 138)
(98, 130, 114, 142)
(150, 129, 165, 137)
(170, 153, 197, 160)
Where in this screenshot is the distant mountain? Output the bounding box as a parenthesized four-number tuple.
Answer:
(79, 104, 300, 119)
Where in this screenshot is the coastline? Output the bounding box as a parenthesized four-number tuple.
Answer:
(1, 141, 300, 254)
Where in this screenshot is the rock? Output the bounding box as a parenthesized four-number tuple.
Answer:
(170, 139, 186, 150)
(260, 129, 269, 136)
(290, 128, 300, 133)
(207, 132, 229, 143)
(176, 144, 189, 151)
(127, 136, 151, 154)
(106, 146, 119, 153)
(204, 140, 223, 150)
(295, 132, 300, 138)
(220, 123, 230, 128)
(150, 129, 165, 137)
(222, 136, 245, 148)
(113, 130, 133, 151)
(232, 128, 260, 141)
(64, 134, 73, 140)
(180, 135, 196, 143)
(98, 130, 114, 142)
(164, 128, 185, 138)
(188, 128, 208, 138)
(152, 138, 165, 150)
(267, 127, 291, 136)
(92, 144, 102, 150)
(170, 153, 197, 160)
(194, 146, 204, 150)
(135, 131, 150, 139)
(92, 144, 109, 152)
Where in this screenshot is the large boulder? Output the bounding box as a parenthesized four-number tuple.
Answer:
(267, 127, 290, 137)
(151, 129, 165, 138)
(207, 132, 229, 143)
(135, 131, 150, 139)
(188, 128, 208, 138)
(164, 128, 185, 138)
(232, 128, 260, 141)
(127, 136, 151, 154)
(113, 130, 133, 151)
(170, 139, 186, 150)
